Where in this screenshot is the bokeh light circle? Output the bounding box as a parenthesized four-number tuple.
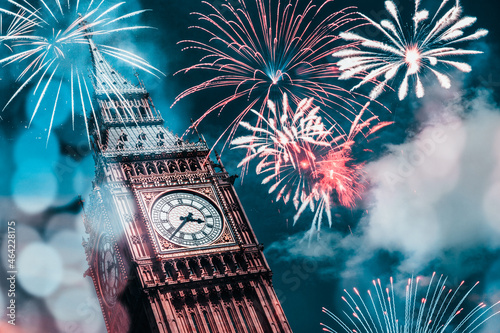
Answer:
(12, 162, 58, 214)
(1, 223, 41, 269)
(13, 129, 60, 166)
(49, 230, 87, 267)
(18, 242, 63, 297)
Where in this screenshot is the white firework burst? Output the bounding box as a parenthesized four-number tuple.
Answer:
(0, 1, 163, 144)
(231, 94, 332, 209)
(322, 273, 500, 333)
(333, 0, 488, 100)
(232, 94, 392, 231)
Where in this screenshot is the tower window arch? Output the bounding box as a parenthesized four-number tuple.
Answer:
(188, 259, 201, 278)
(212, 256, 225, 275)
(239, 306, 251, 333)
(167, 161, 179, 173)
(224, 255, 237, 273)
(190, 312, 201, 333)
(203, 311, 214, 333)
(226, 307, 239, 333)
(178, 160, 189, 172)
(200, 257, 213, 277)
(176, 261, 190, 280)
(157, 162, 167, 174)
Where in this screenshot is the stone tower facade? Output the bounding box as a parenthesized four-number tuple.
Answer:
(82, 37, 292, 333)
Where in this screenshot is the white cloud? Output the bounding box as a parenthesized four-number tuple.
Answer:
(361, 89, 500, 273)
(267, 89, 500, 282)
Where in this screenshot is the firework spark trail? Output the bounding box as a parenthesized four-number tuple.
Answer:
(232, 93, 392, 230)
(294, 106, 392, 230)
(1, 9, 39, 50)
(322, 273, 500, 333)
(332, 0, 488, 101)
(174, 0, 376, 152)
(0, 0, 163, 144)
(231, 93, 332, 207)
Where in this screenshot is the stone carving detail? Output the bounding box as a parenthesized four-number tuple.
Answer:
(158, 236, 182, 251)
(123, 213, 133, 224)
(131, 234, 148, 244)
(189, 187, 216, 201)
(143, 192, 155, 206)
(213, 226, 234, 245)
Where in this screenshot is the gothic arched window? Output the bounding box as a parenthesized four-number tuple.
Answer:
(167, 161, 179, 173)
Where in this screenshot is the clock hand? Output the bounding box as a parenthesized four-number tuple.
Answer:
(192, 217, 204, 224)
(171, 212, 205, 239)
(183, 212, 204, 224)
(170, 215, 190, 240)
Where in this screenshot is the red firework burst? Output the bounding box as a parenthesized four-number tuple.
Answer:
(296, 147, 365, 229)
(174, 0, 366, 149)
(232, 93, 393, 230)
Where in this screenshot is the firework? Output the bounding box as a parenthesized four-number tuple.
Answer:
(322, 273, 500, 333)
(297, 148, 365, 231)
(294, 104, 391, 229)
(231, 94, 332, 206)
(0, 0, 162, 144)
(232, 94, 391, 229)
(1, 9, 38, 53)
(174, 0, 368, 149)
(332, 0, 488, 100)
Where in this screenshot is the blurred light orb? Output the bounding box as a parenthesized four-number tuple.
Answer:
(52, 286, 105, 333)
(18, 242, 63, 297)
(49, 230, 86, 267)
(45, 213, 78, 239)
(1, 224, 41, 269)
(12, 162, 58, 214)
(61, 268, 87, 287)
(13, 129, 60, 166)
(48, 287, 93, 321)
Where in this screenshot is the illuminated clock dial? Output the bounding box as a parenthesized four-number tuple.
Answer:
(97, 233, 119, 307)
(150, 191, 223, 247)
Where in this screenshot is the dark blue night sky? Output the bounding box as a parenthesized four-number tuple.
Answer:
(1, 0, 500, 332)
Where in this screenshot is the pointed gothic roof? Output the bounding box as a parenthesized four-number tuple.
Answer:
(84, 36, 209, 157)
(87, 37, 147, 97)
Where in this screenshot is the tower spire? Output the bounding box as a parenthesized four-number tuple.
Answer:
(82, 21, 208, 157)
(87, 38, 147, 97)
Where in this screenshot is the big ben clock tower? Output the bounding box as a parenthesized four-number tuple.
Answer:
(81, 35, 292, 333)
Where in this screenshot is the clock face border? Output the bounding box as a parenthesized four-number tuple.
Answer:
(150, 191, 224, 248)
(97, 232, 120, 308)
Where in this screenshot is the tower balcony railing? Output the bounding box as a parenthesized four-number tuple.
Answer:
(102, 141, 209, 158)
(102, 115, 164, 126)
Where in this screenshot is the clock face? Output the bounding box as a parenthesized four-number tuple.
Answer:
(97, 233, 119, 307)
(150, 191, 223, 247)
